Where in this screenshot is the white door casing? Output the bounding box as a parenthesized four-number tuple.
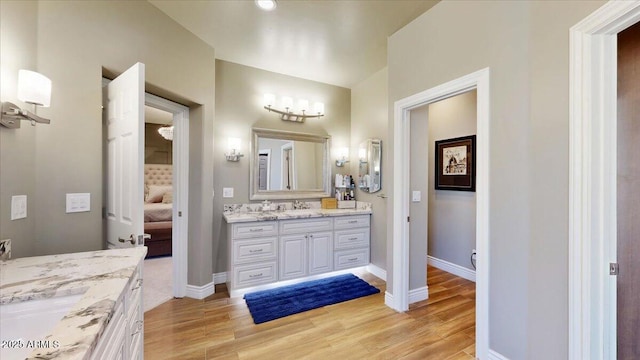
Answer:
(569, 2, 640, 359)
(390, 68, 490, 360)
(105, 62, 145, 249)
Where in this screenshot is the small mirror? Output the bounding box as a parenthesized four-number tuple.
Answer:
(358, 139, 382, 193)
(250, 128, 331, 200)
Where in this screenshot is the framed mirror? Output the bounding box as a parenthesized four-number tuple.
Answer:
(358, 139, 382, 193)
(250, 128, 331, 200)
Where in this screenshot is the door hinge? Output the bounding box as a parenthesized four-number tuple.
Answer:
(407, 216, 410, 222)
(178, 211, 182, 217)
(609, 262, 619, 276)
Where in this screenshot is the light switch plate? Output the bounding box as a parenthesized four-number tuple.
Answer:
(11, 195, 27, 220)
(223, 187, 234, 198)
(66, 193, 91, 213)
(412, 191, 421, 202)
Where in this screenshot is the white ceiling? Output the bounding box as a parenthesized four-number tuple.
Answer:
(145, 106, 172, 125)
(149, 0, 438, 88)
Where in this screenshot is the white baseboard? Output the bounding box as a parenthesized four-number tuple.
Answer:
(428, 255, 476, 282)
(384, 290, 394, 309)
(366, 263, 387, 281)
(185, 281, 215, 300)
(409, 286, 428, 304)
(213, 272, 227, 285)
(488, 349, 509, 360)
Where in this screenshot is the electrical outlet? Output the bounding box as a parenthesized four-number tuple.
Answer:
(0, 239, 11, 260)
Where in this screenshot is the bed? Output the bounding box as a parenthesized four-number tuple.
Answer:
(144, 164, 173, 258)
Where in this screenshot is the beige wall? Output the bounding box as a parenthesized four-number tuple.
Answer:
(387, 0, 605, 358)
(145, 123, 173, 165)
(213, 60, 351, 273)
(0, 0, 216, 286)
(350, 67, 388, 272)
(427, 91, 477, 270)
(0, 0, 38, 258)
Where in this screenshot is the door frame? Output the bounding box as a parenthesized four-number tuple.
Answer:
(145, 93, 189, 298)
(389, 67, 490, 359)
(568, 2, 640, 359)
(258, 149, 271, 190)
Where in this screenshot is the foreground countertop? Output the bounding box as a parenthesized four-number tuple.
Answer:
(0, 247, 147, 359)
(223, 207, 372, 223)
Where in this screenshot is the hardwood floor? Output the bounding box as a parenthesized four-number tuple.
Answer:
(144, 265, 476, 359)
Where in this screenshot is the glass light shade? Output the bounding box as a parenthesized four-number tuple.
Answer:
(228, 137, 241, 153)
(158, 126, 174, 141)
(359, 148, 367, 161)
(297, 99, 309, 113)
(313, 102, 325, 115)
(338, 147, 349, 159)
(255, 0, 277, 11)
(281, 96, 293, 111)
(17, 70, 51, 107)
(263, 93, 275, 107)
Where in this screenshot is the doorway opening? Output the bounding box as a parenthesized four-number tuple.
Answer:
(569, 2, 640, 358)
(389, 68, 490, 359)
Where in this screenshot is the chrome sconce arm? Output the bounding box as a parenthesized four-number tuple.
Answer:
(264, 105, 324, 123)
(1, 102, 51, 129)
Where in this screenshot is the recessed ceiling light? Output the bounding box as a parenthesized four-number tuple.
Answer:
(255, 0, 277, 11)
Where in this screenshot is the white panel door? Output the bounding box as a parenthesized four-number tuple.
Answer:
(105, 63, 145, 249)
(279, 234, 307, 280)
(308, 231, 333, 275)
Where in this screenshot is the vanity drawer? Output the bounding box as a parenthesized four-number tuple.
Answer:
(233, 221, 278, 239)
(233, 237, 277, 264)
(334, 215, 370, 230)
(234, 261, 278, 288)
(280, 218, 333, 235)
(334, 248, 370, 270)
(334, 228, 370, 250)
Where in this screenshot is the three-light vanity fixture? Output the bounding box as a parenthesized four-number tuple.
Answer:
(263, 93, 324, 123)
(1, 70, 52, 128)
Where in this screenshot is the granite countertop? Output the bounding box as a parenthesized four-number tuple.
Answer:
(223, 207, 373, 223)
(0, 247, 147, 360)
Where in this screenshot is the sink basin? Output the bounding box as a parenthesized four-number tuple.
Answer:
(0, 294, 83, 360)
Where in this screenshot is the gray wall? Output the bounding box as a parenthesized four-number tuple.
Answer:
(387, 0, 605, 358)
(350, 67, 388, 272)
(427, 91, 477, 270)
(0, 0, 216, 287)
(409, 106, 428, 291)
(213, 60, 351, 273)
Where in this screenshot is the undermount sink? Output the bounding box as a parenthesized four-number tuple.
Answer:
(0, 294, 83, 360)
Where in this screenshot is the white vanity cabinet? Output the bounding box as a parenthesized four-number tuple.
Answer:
(334, 215, 370, 270)
(226, 213, 370, 296)
(90, 260, 144, 360)
(279, 218, 334, 280)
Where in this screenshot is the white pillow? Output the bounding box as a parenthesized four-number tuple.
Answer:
(162, 190, 173, 204)
(146, 185, 172, 203)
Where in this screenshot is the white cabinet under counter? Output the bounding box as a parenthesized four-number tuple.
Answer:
(224, 207, 372, 297)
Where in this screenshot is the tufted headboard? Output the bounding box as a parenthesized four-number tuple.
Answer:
(144, 164, 173, 186)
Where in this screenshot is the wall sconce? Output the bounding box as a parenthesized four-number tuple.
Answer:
(336, 147, 350, 167)
(1, 70, 52, 129)
(225, 137, 244, 162)
(263, 93, 324, 123)
(358, 148, 367, 163)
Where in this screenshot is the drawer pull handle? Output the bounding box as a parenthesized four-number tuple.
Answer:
(348, 237, 359, 241)
(249, 228, 264, 232)
(132, 278, 143, 290)
(249, 273, 263, 278)
(347, 257, 359, 261)
(132, 320, 143, 336)
(348, 220, 358, 224)
(249, 249, 264, 253)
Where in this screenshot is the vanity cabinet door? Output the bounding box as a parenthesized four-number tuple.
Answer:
(308, 231, 333, 275)
(280, 234, 307, 280)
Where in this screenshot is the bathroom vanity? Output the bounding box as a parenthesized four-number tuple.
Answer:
(0, 247, 146, 360)
(224, 205, 372, 297)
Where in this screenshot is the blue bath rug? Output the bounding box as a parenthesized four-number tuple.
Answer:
(243, 273, 380, 324)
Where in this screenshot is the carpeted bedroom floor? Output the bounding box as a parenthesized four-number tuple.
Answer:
(143, 256, 173, 312)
